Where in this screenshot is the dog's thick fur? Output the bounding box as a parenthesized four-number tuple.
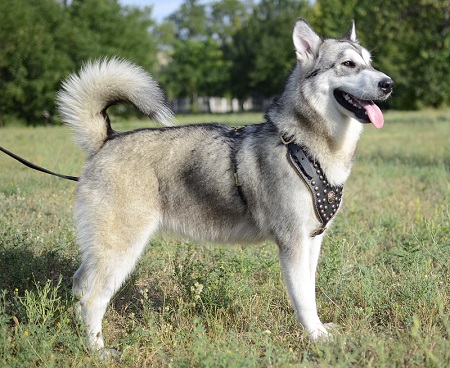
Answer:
(57, 19, 393, 351)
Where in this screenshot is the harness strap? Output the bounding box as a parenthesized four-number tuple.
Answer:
(0, 146, 79, 182)
(281, 136, 343, 237)
(229, 127, 247, 206)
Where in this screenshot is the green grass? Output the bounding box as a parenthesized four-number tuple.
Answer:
(0, 111, 449, 367)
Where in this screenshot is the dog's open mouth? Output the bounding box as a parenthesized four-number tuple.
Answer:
(334, 90, 384, 129)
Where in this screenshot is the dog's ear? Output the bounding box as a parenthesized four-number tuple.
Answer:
(344, 20, 357, 42)
(293, 19, 322, 64)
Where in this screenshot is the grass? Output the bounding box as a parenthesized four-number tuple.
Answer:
(0, 110, 449, 367)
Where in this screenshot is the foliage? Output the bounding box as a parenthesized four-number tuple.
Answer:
(0, 0, 157, 126)
(312, 0, 450, 109)
(230, 0, 311, 100)
(161, 38, 231, 111)
(162, 0, 233, 110)
(0, 111, 449, 366)
(67, 0, 157, 70)
(0, 0, 73, 126)
(167, 0, 209, 41)
(0, 0, 449, 125)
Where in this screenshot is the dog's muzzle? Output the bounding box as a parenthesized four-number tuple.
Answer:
(334, 75, 394, 129)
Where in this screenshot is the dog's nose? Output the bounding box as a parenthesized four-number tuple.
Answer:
(379, 77, 394, 94)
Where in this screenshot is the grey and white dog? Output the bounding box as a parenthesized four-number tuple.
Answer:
(57, 19, 393, 352)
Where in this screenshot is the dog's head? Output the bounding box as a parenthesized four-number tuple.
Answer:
(293, 19, 394, 129)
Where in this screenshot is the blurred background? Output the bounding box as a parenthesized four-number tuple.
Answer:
(0, 0, 449, 125)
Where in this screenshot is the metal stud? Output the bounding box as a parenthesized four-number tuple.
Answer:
(311, 180, 316, 186)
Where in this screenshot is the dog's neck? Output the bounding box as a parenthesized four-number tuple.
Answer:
(266, 67, 363, 185)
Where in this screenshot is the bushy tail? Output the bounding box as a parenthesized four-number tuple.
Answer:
(57, 58, 174, 156)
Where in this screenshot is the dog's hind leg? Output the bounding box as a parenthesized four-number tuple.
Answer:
(278, 233, 329, 341)
(73, 214, 158, 354)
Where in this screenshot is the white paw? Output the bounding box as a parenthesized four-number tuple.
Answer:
(97, 348, 121, 361)
(307, 322, 338, 341)
(307, 324, 329, 341)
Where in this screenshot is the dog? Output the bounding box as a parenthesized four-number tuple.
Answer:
(57, 18, 393, 353)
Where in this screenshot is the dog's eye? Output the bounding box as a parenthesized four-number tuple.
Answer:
(342, 60, 356, 68)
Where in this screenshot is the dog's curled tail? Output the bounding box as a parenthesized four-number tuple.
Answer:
(57, 58, 174, 156)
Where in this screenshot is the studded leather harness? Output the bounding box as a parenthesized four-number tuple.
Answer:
(281, 136, 343, 237)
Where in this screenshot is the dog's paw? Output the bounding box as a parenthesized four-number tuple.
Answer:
(307, 322, 340, 341)
(308, 331, 329, 341)
(307, 324, 330, 341)
(96, 348, 121, 361)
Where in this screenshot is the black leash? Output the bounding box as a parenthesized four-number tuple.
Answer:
(0, 146, 79, 182)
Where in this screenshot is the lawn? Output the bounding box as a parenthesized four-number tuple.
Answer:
(0, 110, 449, 367)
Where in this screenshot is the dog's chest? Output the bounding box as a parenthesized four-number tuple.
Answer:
(285, 142, 343, 236)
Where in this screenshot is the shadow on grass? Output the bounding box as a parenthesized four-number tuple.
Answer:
(0, 245, 77, 298)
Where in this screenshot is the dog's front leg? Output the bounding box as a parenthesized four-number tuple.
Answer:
(278, 234, 328, 340)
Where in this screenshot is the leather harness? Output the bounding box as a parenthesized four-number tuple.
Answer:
(230, 127, 343, 237)
(281, 136, 343, 236)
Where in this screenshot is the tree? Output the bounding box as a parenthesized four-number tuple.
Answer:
(312, 0, 450, 109)
(167, 0, 209, 41)
(162, 0, 233, 110)
(0, 0, 73, 125)
(0, 0, 160, 125)
(230, 0, 311, 103)
(385, 0, 450, 108)
(1, 0, 448, 124)
(68, 0, 158, 73)
(211, 0, 251, 46)
(162, 38, 230, 111)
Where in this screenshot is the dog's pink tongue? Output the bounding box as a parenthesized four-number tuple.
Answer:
(360, 100, 384, 128)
